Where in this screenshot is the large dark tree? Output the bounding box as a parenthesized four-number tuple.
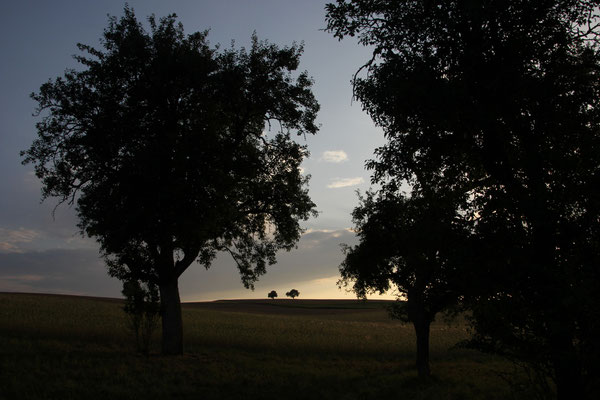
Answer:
(22, 8, 319, 355)
(340, 187, 468, 378)
(327, 0, 600, 397)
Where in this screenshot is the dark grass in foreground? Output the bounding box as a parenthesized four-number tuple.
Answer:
(1, 293, 526, 399)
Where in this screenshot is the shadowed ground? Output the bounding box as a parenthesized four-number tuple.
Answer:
(0, 292, 525, 400)
(185, 299, 394, 319)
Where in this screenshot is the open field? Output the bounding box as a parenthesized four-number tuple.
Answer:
(0, 293, 528, 399)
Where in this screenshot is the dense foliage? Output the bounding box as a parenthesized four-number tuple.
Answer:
(121, 279, 160, 355)
(23, 7, 319, 354)
(327, 0, 600, 397)
(339, 188, 469, 376)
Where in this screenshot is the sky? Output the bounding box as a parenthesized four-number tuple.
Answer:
(0, 0, 395, 301)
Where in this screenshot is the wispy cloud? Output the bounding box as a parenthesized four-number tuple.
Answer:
(0, 228, 41, 253)
(299, 228, 356, 250)
(0, 248, 120, 297)
(0, 274, 45, 282)
(303, 228, 354, 238)
(327, 177, 364, 189)
(309, 276, 340, 286)
(303, 228, 335, 234)
(321, 150, 348, 163)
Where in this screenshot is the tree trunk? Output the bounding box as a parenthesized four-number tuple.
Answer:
(159, 278, 183, 355)
(413, 317, 432, 378)
(551, 333, 584, 400)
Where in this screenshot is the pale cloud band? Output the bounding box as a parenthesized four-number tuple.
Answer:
(321, 150, 348, 163)
(0, 228, 41, 253)
(327, 177, 364, 189)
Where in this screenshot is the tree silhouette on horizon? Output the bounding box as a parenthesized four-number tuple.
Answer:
(22, 7, 319, 355)
(327, 0, 600, 396)
(340, 188, 469, 378)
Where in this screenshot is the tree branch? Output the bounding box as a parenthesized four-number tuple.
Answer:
(174, 246, 200, 278)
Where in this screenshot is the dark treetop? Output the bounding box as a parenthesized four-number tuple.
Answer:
(23, 8, 319, 285)
(327, 0, 600, 396)
(22, 8, 319, 354)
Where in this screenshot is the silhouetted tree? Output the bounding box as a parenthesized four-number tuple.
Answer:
(326, 1, 600, 397)
(340, 188, 468, 378)
(286, 289, 299, 299)
(110, 244, 160, 354)
(22, 7, 319, 355)
(121, 278, 160, 355)
(268, 290, 278, 299)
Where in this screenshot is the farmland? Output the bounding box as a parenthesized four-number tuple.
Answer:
(0, 293, 525, 399)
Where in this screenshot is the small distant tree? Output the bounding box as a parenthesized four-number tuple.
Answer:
(286, 289, 299, 299)
(121, 278, 160, 355)
(268, 290, 278, 299)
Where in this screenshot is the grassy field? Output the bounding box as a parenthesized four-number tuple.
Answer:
(0, 293, 528, 399)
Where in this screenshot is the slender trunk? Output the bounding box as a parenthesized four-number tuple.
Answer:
(413, 317, 431, 378)
(408, 276, 433, 378)
(159, 278, 183, 355)
(551, 333, 583, 400)
(532, 217, 584, 398)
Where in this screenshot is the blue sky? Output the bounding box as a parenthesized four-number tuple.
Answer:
(0, 0, 394, 300)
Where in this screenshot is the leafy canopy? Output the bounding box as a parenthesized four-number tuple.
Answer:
(340, 189, 468, 318)
(22, 7, 320, 288)
(326, 0, 600, 394)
